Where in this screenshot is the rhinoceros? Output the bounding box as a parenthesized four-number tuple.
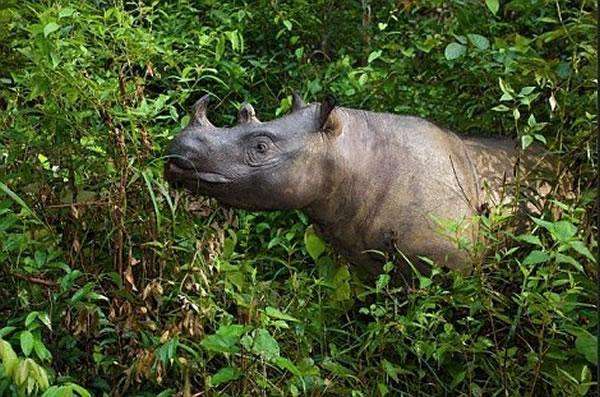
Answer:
(165, 93, 528, 275)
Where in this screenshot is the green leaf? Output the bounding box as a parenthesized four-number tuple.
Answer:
(0, 181, 40, 222)
(551, 220, 577, 242)
(200, 325, 246, 354)
(516, 234, 543, 247)
(304, 226, 325, 260)
(34, 339, 52, 362)
(531, 217, 554, 231)
(0, 339, 19, 377)
(30, 359, 49, 390)
(485, 0, 499, 15)
(20, 331, 34, 357)
(520, 86, 536, 96)
(0, 327, 17, 338)
(70, 383, 91, 397)
(522, 250, 549, 265)
(25, 311, 39, 328)
(576, 333, 598, 364)
(382, 359, 404, 382)
(444, 43, 466, 60)
(43, 22, 60, 37)
(265, 307, 300, 323)
(492, 104, 510, 112)
(513, 107, 520, 120)
(215, 37, 225, 61)
(282, 20, 292, 31)
(534, 134, 547, 144)
(321, 357, 355, 378)
(521, 135, 533, 149)
(554, 253, 583, 272)
(419, 276, 432, 289)
(367, 50, 382, 63)
(274, 357, 302, 377)
(251, 329, 280, 360)
(58, 8, 75, 18)
(467, 34, 490, 50)
(210, 366, 241, 386)
(376, 274, 390, 292)
(35, 251, 47, 267)
(569, 240, 596, 262)
(38, 313, 52, 330)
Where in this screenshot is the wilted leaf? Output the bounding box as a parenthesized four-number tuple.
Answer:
(0, 339, 18, 377)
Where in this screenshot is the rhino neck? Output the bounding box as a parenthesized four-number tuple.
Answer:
(304, 109, 395, 259)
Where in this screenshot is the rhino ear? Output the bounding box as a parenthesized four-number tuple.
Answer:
(291, 91, 306, 112)
(190, 95, 214, 128)
(319, 95, 342, 136)
(238, 102, 260, 124)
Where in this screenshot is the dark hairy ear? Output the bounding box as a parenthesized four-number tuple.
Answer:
(237, 102, 260, 124)
(319, 95, 342, 135)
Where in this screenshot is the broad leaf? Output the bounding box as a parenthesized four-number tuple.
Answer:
(444, 43, 466, 60)
(485, 0, 499, 15)
(20, 331, 34, 356)
(251, 329, 280, 360)
(304, 227, 326, 260)
(210, 366, 242, 386)
(522, 250, 550, 265)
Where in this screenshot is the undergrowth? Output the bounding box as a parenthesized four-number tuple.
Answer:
(0, 0, 597, 395)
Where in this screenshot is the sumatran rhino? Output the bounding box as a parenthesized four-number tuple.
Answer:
(165, 93, 523, 275)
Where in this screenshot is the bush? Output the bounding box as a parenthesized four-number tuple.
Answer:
(0, 0, 596, 395)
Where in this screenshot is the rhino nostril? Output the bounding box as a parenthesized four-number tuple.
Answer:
(168, 157, 195, 170)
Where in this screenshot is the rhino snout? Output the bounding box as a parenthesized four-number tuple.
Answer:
(167, 131, 210, 165)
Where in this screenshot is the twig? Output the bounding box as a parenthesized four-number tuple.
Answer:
(449, 155, 476, 212)
(46, 201, 108, 209)
(12, 273, 57, 287)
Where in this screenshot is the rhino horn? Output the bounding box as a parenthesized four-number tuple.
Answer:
(292, 91, 306, 111)
(237, 102, 261, 124)
(190, 94, 214, 128)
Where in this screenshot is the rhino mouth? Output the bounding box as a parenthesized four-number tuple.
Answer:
(165, 160, 232, 184)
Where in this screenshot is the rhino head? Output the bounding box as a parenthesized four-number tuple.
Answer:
(164, 93, 340, 210)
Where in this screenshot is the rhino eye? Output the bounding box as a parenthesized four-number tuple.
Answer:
(255, 142, 268, 154)
(246, 136, 275, 165)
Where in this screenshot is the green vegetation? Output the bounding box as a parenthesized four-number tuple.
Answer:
(0, 0, 597, 395)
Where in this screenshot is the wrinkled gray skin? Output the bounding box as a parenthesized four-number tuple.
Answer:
(165, 94, 518, 275)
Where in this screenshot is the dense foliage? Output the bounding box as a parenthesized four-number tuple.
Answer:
(0, 0, 597, 395)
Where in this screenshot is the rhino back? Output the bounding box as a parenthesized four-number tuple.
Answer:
(310, 109, 481, 271)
